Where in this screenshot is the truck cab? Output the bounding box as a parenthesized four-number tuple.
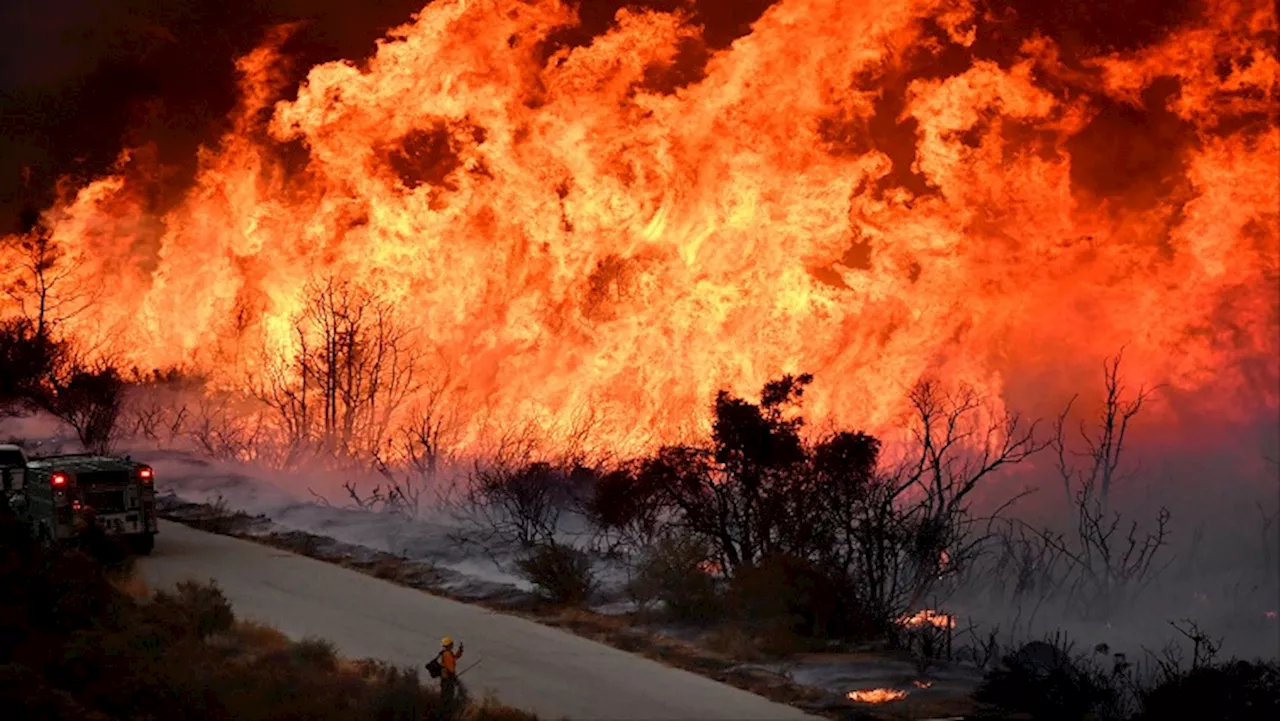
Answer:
(0, 443, 29, 509)
(21, 454, 159, 555)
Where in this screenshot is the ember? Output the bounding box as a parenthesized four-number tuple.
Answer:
(898, 609, 956, 629)
(847, 688, 907, 703)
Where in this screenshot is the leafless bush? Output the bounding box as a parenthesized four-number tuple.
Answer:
(252, 277, 421, 462)
(1145, 620, 1222, 681)
(956, 623, 1003, 671)
(333, 376, 464, 517)
(828, 379, 1045, 625)
(1014, 352, 1174, 620)
(187, 394, 293, 467)
(455, 458, 591, 551)
(121, 368, 202, 446)
(309, 479, 421, 517)
(903, 617, 953, 675)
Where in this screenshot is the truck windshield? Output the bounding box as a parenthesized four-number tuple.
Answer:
(0, 450, 26, 467)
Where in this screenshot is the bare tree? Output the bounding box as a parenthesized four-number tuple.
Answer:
(1021, 352, 1172, 620)
(851, 380, 1046, 618)
(253, 277, 421, 463)
(1053, 352, 1155, 514)
(4, 207, 96, 336)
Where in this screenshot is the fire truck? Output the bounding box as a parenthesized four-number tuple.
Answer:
(14, 451, 159, 555)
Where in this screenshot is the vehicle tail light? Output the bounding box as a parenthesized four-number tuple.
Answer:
(51, 472, 68, 487)
(138, 466, 153, 483)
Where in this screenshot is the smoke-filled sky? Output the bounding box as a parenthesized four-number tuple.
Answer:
(0, 0, 1206, 233)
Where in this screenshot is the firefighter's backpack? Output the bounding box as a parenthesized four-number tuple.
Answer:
(425, 653, 443, 679)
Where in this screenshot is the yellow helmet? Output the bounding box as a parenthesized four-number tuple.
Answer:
(441, 637, 453, 648)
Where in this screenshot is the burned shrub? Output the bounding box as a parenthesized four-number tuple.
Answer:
(515, 542, 597, 606)
(627, 532, 722, 624)
(462, 460, 587, 549)
(1138, 659, 1280, 721)
(727, 553, 861, 641)
(974, 640, 1123, 721)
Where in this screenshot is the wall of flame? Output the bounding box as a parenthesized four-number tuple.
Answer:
(3, 0, 1276, 452)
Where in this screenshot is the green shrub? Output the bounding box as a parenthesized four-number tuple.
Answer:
(290, 636, 339, 672)
(627, 533, 722, 624)
(726, 553, 862, 641)
(151, 580, 236, 640)
(515, 542, 596, 605)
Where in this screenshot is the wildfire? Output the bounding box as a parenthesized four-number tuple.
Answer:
(898, 609, 956, 630)
(913, 680, 934, 689)
(848, 688, 907, 703)
(3, 0, 1277, 454)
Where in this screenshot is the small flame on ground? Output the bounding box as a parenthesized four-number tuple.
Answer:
(898, 609, 956, 629)
(913, 679, 934, 688)
(847, 688, 907, 703)
(696, 560, 722, 576)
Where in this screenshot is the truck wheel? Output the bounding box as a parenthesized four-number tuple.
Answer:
(131, 533, 156, 556)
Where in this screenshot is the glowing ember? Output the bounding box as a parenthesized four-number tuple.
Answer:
(898, 609, 956, 629)
(2, 0, 1276, 454)
(913, 679, 934, 689)
(848, 688, 908, 703)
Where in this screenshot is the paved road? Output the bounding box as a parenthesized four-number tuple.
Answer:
(138, 521, 818, 721)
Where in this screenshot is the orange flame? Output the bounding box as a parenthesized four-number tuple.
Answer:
(848, 688, 908, 703)
(3, 0, 1277, 454)
(898, 609, 956, 629)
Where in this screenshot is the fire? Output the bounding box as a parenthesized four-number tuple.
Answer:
(696, 559, 723, 576)
(848, 688, 907, 703)
(898, 609, 956, 629)
(4, 0, 1277, 454)
(913, 679, 933, 688)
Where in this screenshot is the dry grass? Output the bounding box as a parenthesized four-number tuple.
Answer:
(233, 620, 293, 653)
(110, 571, 150, 599)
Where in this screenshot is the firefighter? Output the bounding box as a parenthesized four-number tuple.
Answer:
(439, 636, 467, 718)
